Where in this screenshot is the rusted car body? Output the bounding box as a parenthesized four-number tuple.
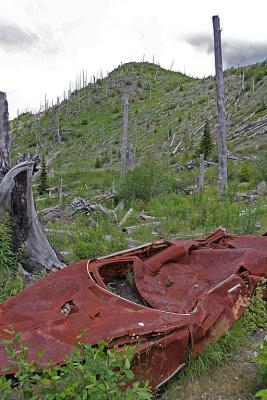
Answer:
(0, 229, 266, 389)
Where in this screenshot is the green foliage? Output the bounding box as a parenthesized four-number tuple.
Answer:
(196, 120, 213, 160)
(120, 159, 172, 202)
(253, 281, 267, 399)
(0, 333, 152, 399)
(0, 219, 24, 303)
(94, 152, 110, 169)
(94, 156, 102, 169)
(0, 219, 16, 276)
(256, 101, 266, 113)
(72, 219, 127, 260)
(238, 163, 252, 183)
(38, 155, 48, 196)
(245, 280, 267, 331)
(255, 340, 267, 399)
(126, 269, 134, 287)
(0, 273, 24, 304)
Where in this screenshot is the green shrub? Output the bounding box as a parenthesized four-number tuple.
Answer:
(256, 101, 266, 113)
(94, 152, 110, 169)
(94, 157, 102, 169)
(120, 159, 172, 202)
(0, 220, 16, 276)
(0, 273, 24, 304)
(72, 220, 127, 260)
(255, 340, 267, 399)
(237, 163, 252, 183)
(0, 334, 152, 399)
(0, 219, 24, 303)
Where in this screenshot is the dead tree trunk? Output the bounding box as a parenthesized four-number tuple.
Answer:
(58, 177, 63, 203)
(0, 162, 65, 272)
(127, 143, 134, 171)
(242, 67, 245, 91)
(212, 15, 227, 197)
(252, 76, 255, 93)
(56, 113, 61, 146)
(198, 153, 204, 190)
(0, 92, 65, 272)
(120, 94, 129, 177)
(0, 92, 11, 181)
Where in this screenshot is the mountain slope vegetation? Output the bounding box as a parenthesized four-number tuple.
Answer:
(9, 61, 267, 261)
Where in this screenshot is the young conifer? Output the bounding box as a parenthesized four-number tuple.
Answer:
(198, 120, 213, 159)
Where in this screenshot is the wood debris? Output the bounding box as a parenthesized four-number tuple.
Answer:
(70, 196, 117, 221)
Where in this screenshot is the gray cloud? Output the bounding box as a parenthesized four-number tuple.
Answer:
(185, 33, 267, 67)
(0, 20, 38, 50)
(0, 20, 58, 54)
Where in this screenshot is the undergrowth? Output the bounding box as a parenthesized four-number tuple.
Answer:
(0, 218, 24, 303)
(0, 334, 152, 400)
(255, 339, 267, 399)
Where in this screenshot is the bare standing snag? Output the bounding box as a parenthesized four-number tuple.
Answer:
(212, 15, 228, 197)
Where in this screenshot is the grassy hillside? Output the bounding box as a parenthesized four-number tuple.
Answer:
(9, 61, 267, 261)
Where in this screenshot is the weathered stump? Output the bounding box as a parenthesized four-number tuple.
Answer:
(0, 162, 65, 272)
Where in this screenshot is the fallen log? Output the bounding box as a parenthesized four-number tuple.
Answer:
(40, 204, 65, 221)
(44, 228, 73, 237)
(122, 221, 161, 234)
(139, 211, 158, 221)
(119, 208, 134, 226)
(70, 196, 117, 221)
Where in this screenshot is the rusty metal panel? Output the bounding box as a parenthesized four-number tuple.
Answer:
(0, 229, 266, 389)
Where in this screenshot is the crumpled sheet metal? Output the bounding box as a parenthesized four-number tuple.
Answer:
(0, 229, 266, 389)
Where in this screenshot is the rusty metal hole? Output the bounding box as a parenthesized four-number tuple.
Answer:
(59, 300, 78, 316)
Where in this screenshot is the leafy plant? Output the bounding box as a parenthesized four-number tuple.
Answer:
(254, 340, 267, 399)
(0, 219, 16, 276)
(237, 163, 251, 183)
(120, 159, 172, 202)
(72, 219, 127, 260)
(94, 156, 102, 169)
(0, 332, 152, 399)
(126, 269, 134, 287)
(0, 218, 24, 303)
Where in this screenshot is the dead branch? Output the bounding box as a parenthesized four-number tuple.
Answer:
(119, 208, 134, 226)
(122, 221, 161, 234)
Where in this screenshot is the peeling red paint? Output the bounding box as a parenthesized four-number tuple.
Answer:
(0, 229, 266, 389)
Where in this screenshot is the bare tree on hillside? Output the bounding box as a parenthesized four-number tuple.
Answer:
(120, 94, 129, 177)
(212, 15, 228, 197)
(198, 153, 205, 191)
(0, 92, 11, 179)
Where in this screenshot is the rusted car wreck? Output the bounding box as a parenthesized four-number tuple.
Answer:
(0, 229, 267, 389)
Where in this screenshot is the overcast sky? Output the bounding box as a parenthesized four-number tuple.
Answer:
(1, 0, 267, 118)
